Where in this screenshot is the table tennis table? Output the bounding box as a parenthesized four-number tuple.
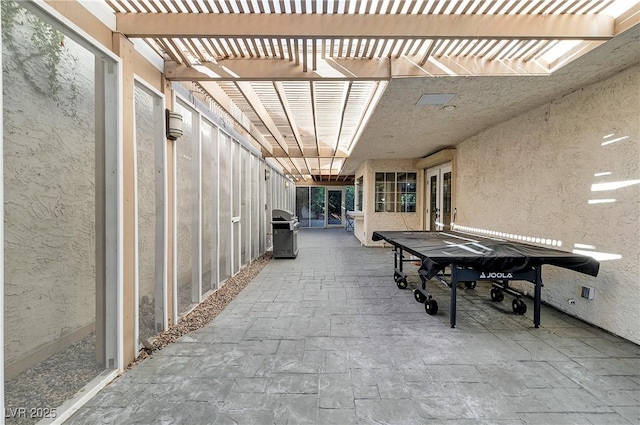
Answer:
(371, 230, 600, 328)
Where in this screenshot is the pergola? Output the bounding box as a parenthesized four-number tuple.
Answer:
(105, 0, 639, 181)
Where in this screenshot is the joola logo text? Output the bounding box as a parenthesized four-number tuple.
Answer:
(480, 272, 513, 279)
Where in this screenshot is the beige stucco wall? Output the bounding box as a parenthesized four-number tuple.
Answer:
(135, 84, 163, 340)
(455, 65, 640, 343)
(175, 101, 196, 315)
(355, 159, 423, 246)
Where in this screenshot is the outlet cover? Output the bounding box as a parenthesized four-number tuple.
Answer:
(581, 286, 595, 300)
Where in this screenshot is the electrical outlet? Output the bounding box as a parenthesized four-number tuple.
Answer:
(568, 299, 576, 305)
(581, 286, 595, 300)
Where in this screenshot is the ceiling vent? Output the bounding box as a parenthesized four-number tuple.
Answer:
(416, 93, 456, 106)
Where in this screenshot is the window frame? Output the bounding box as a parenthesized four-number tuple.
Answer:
(374, 171, 417, 213)
(356, 176, 364, 211)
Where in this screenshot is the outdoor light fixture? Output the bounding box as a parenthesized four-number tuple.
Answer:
(166, 109, 183, 140)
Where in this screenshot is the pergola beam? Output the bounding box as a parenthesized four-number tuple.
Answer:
(234, 81, 291, 156)
(393, 55, 551, 76)
(268, 149, 348, 159)
(196, 81, 275, 156)
(166, 55, 552, 81)
(273, 82, 306, 155)
(117, 13, 614, 40)
(164, 58, 390, 81)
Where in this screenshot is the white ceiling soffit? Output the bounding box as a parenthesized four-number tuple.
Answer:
(107, 0, 640, 180)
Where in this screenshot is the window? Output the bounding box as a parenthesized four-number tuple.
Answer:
(356, 176, 363, 211)
(375, 172, 417, 212)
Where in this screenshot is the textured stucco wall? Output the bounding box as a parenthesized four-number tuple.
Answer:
(3, 11, 98, 363)
(135, 85, 160, 338)
(357, 159, 422, 246)
(201, 120, 218, 294)
(175, 102, 195, 314)
(135, 86, 158, 303)
(455, 65, 640, 343)
(218, 133, 233, 282)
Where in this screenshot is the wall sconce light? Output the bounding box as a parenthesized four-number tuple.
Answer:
(265, 169, 271, 180)
(166, 109, 183, 140)
(285, 181, 290, 188)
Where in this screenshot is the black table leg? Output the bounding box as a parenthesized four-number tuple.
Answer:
(393, 246, 409, 289)
(393, 246, 398, 270)
(534, 266, 542, 328)
(450, 266, 458, 328)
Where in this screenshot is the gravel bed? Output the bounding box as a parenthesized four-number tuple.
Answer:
(139, 296, 159, 342)
(128, 252, 272, 368)
(4, 334, 103, 425)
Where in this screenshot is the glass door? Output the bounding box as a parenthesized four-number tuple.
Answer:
(295, 186, 350, 228)
(296, 187, 310, 227)
(425, 163, 452, 231)
(327, 189, 343, 226)
(310, 187, 326, 228)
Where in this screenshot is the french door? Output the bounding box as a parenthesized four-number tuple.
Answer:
(327, 189, 344, 227)
(425, 163, 452, 231)
(295, 187, 345, 228)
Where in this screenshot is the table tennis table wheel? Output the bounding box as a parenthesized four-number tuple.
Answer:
(465, 281, 477, 289)
(490, 288, 504, 302)
(512, 298, 527, 315)
(396, 278, 408, 289)
(413, 289, 426, 303)
(393, 272, 401, 283)
(425, 299, 438, 315)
